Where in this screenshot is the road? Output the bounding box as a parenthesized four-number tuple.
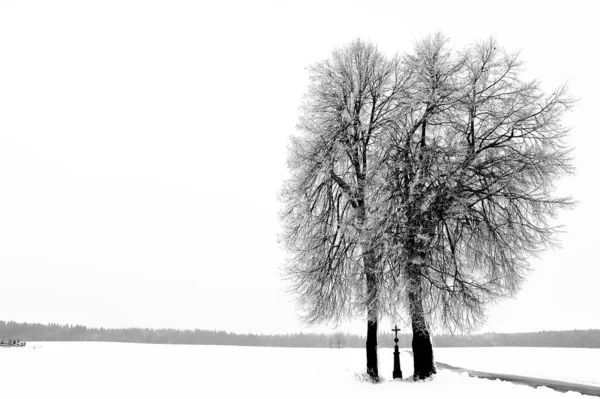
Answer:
(404, 351, 600, 397)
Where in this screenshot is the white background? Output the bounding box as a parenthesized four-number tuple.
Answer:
(0, 0, 597, 334)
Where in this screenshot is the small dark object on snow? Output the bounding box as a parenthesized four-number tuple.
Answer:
(0, 339, 26, 347)
(392, 325, 402, 379)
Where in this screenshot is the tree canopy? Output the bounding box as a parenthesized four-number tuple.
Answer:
(280, 34, 574, 379)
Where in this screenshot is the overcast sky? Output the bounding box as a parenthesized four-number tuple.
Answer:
(0, 0, 598, 335)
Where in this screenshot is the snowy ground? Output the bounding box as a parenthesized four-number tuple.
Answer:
(0, 342, 594, 398)
(434, 347, 600, 387)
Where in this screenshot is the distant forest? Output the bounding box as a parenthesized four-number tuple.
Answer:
(1, 321, 599, 348)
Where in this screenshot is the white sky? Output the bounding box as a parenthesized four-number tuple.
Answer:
(0, 0, 598, 335)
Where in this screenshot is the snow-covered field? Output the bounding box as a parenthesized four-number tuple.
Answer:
(0, 342, 594, 398)
(434, 347, 600, 387)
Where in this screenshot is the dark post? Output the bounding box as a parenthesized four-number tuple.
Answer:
(392, 325, 402, 379)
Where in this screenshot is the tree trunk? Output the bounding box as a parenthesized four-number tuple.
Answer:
(365, 253, 379, 379)
(358, 195, 379, 380)
(365, 300, 379, 379)
(408, 266, 436, 380)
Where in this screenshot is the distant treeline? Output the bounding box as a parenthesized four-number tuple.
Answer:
(1, 321, 599, 348)
(434, 330, 600, 348)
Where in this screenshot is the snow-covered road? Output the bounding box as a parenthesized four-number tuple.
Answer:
(433, 347, 600, 387)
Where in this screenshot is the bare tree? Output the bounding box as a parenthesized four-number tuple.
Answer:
(282, 35, 573, 382)
(382, 35, 574, 379)
(280, 39, 407, 379)
(334, 331, 345, 348)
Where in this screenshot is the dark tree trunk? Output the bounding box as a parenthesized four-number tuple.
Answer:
(365, 253, 379, 379)
(410, 302, 436, 379)
(366, 315, 378, 378)
(408, 266, 436, 380)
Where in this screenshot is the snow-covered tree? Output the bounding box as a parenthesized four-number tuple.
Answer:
(281, 35, 574, 381)
(280, 39, 408, 379)
(381, 35, 574, 379)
